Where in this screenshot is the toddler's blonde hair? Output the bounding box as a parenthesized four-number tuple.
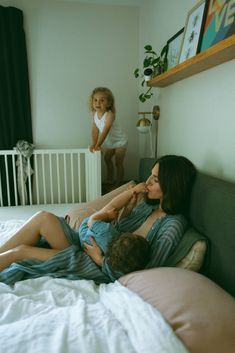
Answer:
(89, 87, 116, 113)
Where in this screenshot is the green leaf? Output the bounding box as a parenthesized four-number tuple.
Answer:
(141, 79, 145, 86)
(152, 57, 160, 65)
(161, 44, 168, 57)
(163, 57, 168, 71)
(144, 44, 152, 51)
(143, 57, 152, 67)
(134, 68, 139, 77)
(139, 94, 146, 102)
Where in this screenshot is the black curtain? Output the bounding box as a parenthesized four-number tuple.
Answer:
(0, 6, 33, 205)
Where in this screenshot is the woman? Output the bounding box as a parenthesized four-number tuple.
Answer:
(0, 155, 196, 284)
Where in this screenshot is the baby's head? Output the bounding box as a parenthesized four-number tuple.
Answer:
(89, 87, 115, 113)
(106, 233, 150, 274)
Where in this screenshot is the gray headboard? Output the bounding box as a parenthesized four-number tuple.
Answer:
(189, 172, 235, 297)
(139, 158, 235, 297)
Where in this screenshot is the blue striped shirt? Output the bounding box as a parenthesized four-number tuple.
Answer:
(0, 202, 187, 285)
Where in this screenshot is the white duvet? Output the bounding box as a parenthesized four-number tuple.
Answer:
(0, 220, 189, 353)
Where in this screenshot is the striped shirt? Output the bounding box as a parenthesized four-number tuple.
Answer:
(0, 202, 187, 285)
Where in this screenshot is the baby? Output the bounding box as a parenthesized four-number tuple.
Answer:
(79, 208, 150, 274)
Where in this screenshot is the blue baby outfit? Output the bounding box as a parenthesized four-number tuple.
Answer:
(78, 217, 120, 253)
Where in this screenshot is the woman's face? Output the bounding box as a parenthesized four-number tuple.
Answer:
(146, 163, 163, 200)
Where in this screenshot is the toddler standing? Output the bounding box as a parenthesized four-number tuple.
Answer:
(89, 87, 128, 187)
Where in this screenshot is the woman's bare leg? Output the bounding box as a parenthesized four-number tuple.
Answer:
(0, 244, 62, 271)
(0, 211, 70, 254)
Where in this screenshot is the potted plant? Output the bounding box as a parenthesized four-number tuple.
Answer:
(134, 44, 168, 102)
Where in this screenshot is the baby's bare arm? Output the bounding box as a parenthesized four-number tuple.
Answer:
(87, 183, 147, 228)
(102, 183, 147, 211)
(87, 208, 119, 227)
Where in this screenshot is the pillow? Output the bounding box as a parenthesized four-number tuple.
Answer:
(119, 267, 235, 353)
(65, 181, 136, 229)
(176, 240, 206, 271)
(165, 227, 207, 272)
(65, 206, 96, 229)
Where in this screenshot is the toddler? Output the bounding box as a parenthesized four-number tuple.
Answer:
(89, 87, 128, 187)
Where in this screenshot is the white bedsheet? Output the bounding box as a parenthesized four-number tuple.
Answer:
(0, 277, 188, 353)
(0, 219, 26, 244)
(0, 219, 189, 353)
(0, 203, 77, 221)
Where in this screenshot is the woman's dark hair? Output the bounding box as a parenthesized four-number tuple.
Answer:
(156, 155, 197, 215)
(106, 233, 150, 274)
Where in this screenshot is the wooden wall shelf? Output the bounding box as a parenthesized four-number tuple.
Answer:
(148, 34, 235, 87)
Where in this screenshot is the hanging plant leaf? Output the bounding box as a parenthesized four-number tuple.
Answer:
(160, 43, 168, 57)
(134, 68, 139, 78)
(134, 42, 168, 103)
(144, 44, 152, 51)
(143, 57, 152, 67)
(152, 57, 160, 65)
(139, 93, 146, 102)
(163, 57, 168, 71)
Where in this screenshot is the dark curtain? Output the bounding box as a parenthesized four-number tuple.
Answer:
(0, 6, 33, 205)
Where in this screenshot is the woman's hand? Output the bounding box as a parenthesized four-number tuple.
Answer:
(84, 237, 104, 267)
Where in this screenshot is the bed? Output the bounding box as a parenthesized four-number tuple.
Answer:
(0, 171, 235, 353)
(0, 218, 188, 353)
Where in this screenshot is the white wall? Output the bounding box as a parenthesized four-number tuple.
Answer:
(139, 0, 235, 183)
(1, 0, 235, 183)
(0, 0, 140, 181)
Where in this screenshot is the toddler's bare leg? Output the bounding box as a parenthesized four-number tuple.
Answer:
(104, 149, 115, 183)
(114, 147, 126, 186)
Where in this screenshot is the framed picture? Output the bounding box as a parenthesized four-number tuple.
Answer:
(199, 0, 235, 53)
(166, 27, 184, 70)
(179, 0, 207, 64)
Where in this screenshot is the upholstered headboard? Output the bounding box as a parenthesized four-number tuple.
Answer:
(189, 173, 235, 297)
(139, 158, 235, 297)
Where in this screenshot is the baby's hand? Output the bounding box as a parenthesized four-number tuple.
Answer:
(132, 182, 148, 194)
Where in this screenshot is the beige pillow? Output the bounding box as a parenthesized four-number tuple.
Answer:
(176, 240, 207, 271)
(119, 267, 235, 353)
(165, 227, 207, 272)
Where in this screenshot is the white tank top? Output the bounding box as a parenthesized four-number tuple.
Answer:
(94, 111, 128, 149)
